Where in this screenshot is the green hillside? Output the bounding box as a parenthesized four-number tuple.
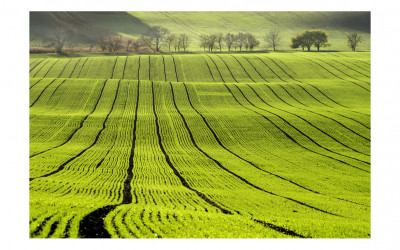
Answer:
(29, 52, 370, 238)
(30, 11, 370, 51)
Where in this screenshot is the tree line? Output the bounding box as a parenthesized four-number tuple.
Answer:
(41, 25, 363, 54)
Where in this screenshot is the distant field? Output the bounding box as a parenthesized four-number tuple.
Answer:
(29, 51, 370, 238)
(30, 11, 370, 51)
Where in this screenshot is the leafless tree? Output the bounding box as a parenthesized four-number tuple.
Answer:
(216, 33, 223, 51)
(244, 33, 259, 51)
(140, 35, 154, 52)
(237, 32, 246, 51)
(144, 25, 169, 52)
(224, 33, 235, 51)
(264, 30, 281, 51)
(164, 34, 176, 52)
(200, 34, 208, 51)
(126, 39, 133, 52)
(179, 34, 191, 52)
(43, 27, 74, 54)
(132, 40, 141, 52)
(346, 32, 362, 51)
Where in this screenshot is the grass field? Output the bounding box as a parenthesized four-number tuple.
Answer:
(29, 51, 370, 238)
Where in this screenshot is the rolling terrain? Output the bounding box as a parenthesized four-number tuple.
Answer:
(29, 51, 370, 238)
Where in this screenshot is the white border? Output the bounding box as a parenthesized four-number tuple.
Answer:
(1, 0, 399, 249)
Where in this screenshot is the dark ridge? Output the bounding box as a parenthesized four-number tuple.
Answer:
(30, 58, 45, 72)
(30, 79, 107, 158)
(224, 82, 370, 173)
(171, 55, 179, 82)
(68, 58, 81, 78)
(110, 56, 119, 79)
(30, 78, 57, 108)
(295, 55, 370, 92)
(79, 205, 117, 238)
(29, 78, 43, 90)
(252, 219, 307, 238)
(123, 80, 140, 204)
(215, 54, 238, 82)
(153, 81, 232, 215)
(32, 60, 50, 77)
(58, 59, 72, 78)
(181, 82, 342, 216)
(240, 56, 270, 82)
(42, 59, 61, 78)
(30, 80, 120, 181)
(76, 57, 89, 78)
(229, 55, 256, 82)
(121, 56, 128, 79)
(235, 83, 371, 163)
(161, 55, 167, 81)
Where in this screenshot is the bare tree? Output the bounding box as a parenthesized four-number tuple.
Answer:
(207, 34, 217, 52)
(237, 32, 246, 51)
(164, 34, 176, 52)
(346, 32, 362, 51)
(144, 25, 169, 52)
(179, 34, 191, 52)
(132, 40, 141, 52)
(43, 27, 73, 54)
(224, 33, 235, 51)
(126, 39, 133, 52)
(264, 30, 281, 51)
(140, 35, 154, 52)
(200, 34, 208, 51)
(245, 33, 260, 51)
(216, 33, 223, 51)
(97, 38, 108, 52)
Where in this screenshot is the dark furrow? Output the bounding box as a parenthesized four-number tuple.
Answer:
(140, 210, 162, 238)
(31, 215, 53, 237)
(162, 55, 167, 81)
(295, 55, 370, 92)
(30, 80, 107, 158)
(79, 205, 117, 238)
(171, 80, 322, 195)
(30, 80, 120, 181)
(261, 83, 371, 140)
(76, 57, 89, 78)
(137, 56, 141, 80)
(58, 59, 72, 78)
(241, 56, 270, 82)
(123, 209, 138, 238)
(245, 83, 370, 157)
(32, 60, 50, 78)
(228, 84, 370, 172)
(42, 59, 60, 78)
(215, 54, 238, 82)
(46, 79, 67, 103)
(259, 57, 371, 121)
(123, 80, 140, 204)
(48, 220, 59, 238)
(229, 55, 256, 82)
(180, 82, 342, 216)
(342, 58, 370, 73)
(255, 57, 288, 82)
(121, 56, 128, 79)
(62, 216, 74, 238)
(30, 59, 39, 67)
(110, 56, 119, 79)
(152, 81, 232, 215)
(110, 208, 123, 238)
(311, 57, 370, 84)
(30, 79, 57, 108)
(149, 55, 151, 80)
(252, 219, 307, 238)
(200, 55, 216, 82)
(203, 55, 224, 82)
(29, 78, 43, 90)
(277, 83, 310, 107)
(329, 58, 371, 78)
(171, 55, 179, 82)
(30, 59, 46, 73)
(68, 58, 81, 78)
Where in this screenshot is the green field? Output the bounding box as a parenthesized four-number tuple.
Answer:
(29, 51, 370, 238)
